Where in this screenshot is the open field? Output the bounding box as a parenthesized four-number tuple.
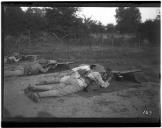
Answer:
(3, 43, 160, 119)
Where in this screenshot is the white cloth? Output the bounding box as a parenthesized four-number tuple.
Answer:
(72, 64, 90, 72)
(60, 71, 87, 87)
(49, 60, 57, 64)
(71, 71, 87, 87)
(72, 65, 110, 88)
(71, 65, 91, 87)
(8, 56, 20, 62)
(87, 72, 110, 88)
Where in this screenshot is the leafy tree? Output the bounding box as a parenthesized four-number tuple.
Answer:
(45, 7, 81, 38)
(24, 7, 46, 36)
(137, 16, 160, 46)
(96, 22, 105, 33)
(115, 7, 141, 33)
(83, 16, 105, 33)
(4, 7, 26, 36)
(106, 23, 115, 33)
(3, 6, 107, 42)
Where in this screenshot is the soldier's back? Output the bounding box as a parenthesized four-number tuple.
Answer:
(24, 62, 42, 75)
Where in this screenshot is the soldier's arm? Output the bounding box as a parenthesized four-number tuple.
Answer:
(107, 72, 113, 82)
(89, 72, 110, 88)
(96, 73, 110, 88)
(39, 65, 51, 73)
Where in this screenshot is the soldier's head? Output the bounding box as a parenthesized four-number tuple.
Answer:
(90, 64, 106, 72)
(90, 64, 111, 81)
(101, 67, 112, 81)
(38, 58, 50, 67)
(13, 52, 20, 58)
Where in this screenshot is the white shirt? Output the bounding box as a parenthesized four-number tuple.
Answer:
(72, 64, 90, 72)
(60, 71, 87, 87)
(71, 65, 91, 87)
(71, 65, 110, 88)
(72, 71, 87, 87)
(8, 56, 20, 62)
(87, 72, 110, 88)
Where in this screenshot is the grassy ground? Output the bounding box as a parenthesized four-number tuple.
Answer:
(3, 42, 160, 119)
(20, 42, 160, 79)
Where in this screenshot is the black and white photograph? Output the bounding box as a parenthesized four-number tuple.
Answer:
(2, 1, 161, 126)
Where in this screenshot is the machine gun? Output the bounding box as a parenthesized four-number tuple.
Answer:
(20, 55, 39, 62)
(111, 69, 142, 83)
(45, 61, 74, 72)
(111, 69, 142, 74)
(84, 69, 142, 92)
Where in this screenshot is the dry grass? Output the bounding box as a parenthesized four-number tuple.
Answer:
(3, 38, 160, 118)
(4, 37, 160, 81)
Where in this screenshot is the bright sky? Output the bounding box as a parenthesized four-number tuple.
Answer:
(77, 7, 160, 25)
(21, 7, 160, 26)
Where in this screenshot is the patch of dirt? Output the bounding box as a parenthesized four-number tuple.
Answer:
(37, 111, 54, 117)
(3, 108, 11, 117)
(3, 63, 160, 118)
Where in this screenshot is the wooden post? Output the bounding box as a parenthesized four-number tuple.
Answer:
(28, 29, 31, 46)
(112, 38, 114, 47)
(138, 39, 141, 48)
(138, 34, 141, 49)
(101, 34, 103, 56)
(111, 34, 114, 47)
(52, 32, 63, 44)
(67, 42, 70, 60)
(16, 38, 19, 53)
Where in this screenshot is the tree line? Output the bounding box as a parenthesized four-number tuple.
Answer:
(4, 7, 104, 38)
(4, 6, 160, 46)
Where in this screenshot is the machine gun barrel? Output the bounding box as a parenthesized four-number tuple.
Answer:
(111, 69, 142, 74)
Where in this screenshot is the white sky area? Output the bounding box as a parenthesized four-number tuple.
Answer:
(78, 7, 160, 25)
(21, 7, 160, 26)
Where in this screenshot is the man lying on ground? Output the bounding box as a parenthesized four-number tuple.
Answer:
(37, 63, 113, 88)
(24, 64, 112, 102)
(5, 52, 21, 64)
(4, 59, 57, 77)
